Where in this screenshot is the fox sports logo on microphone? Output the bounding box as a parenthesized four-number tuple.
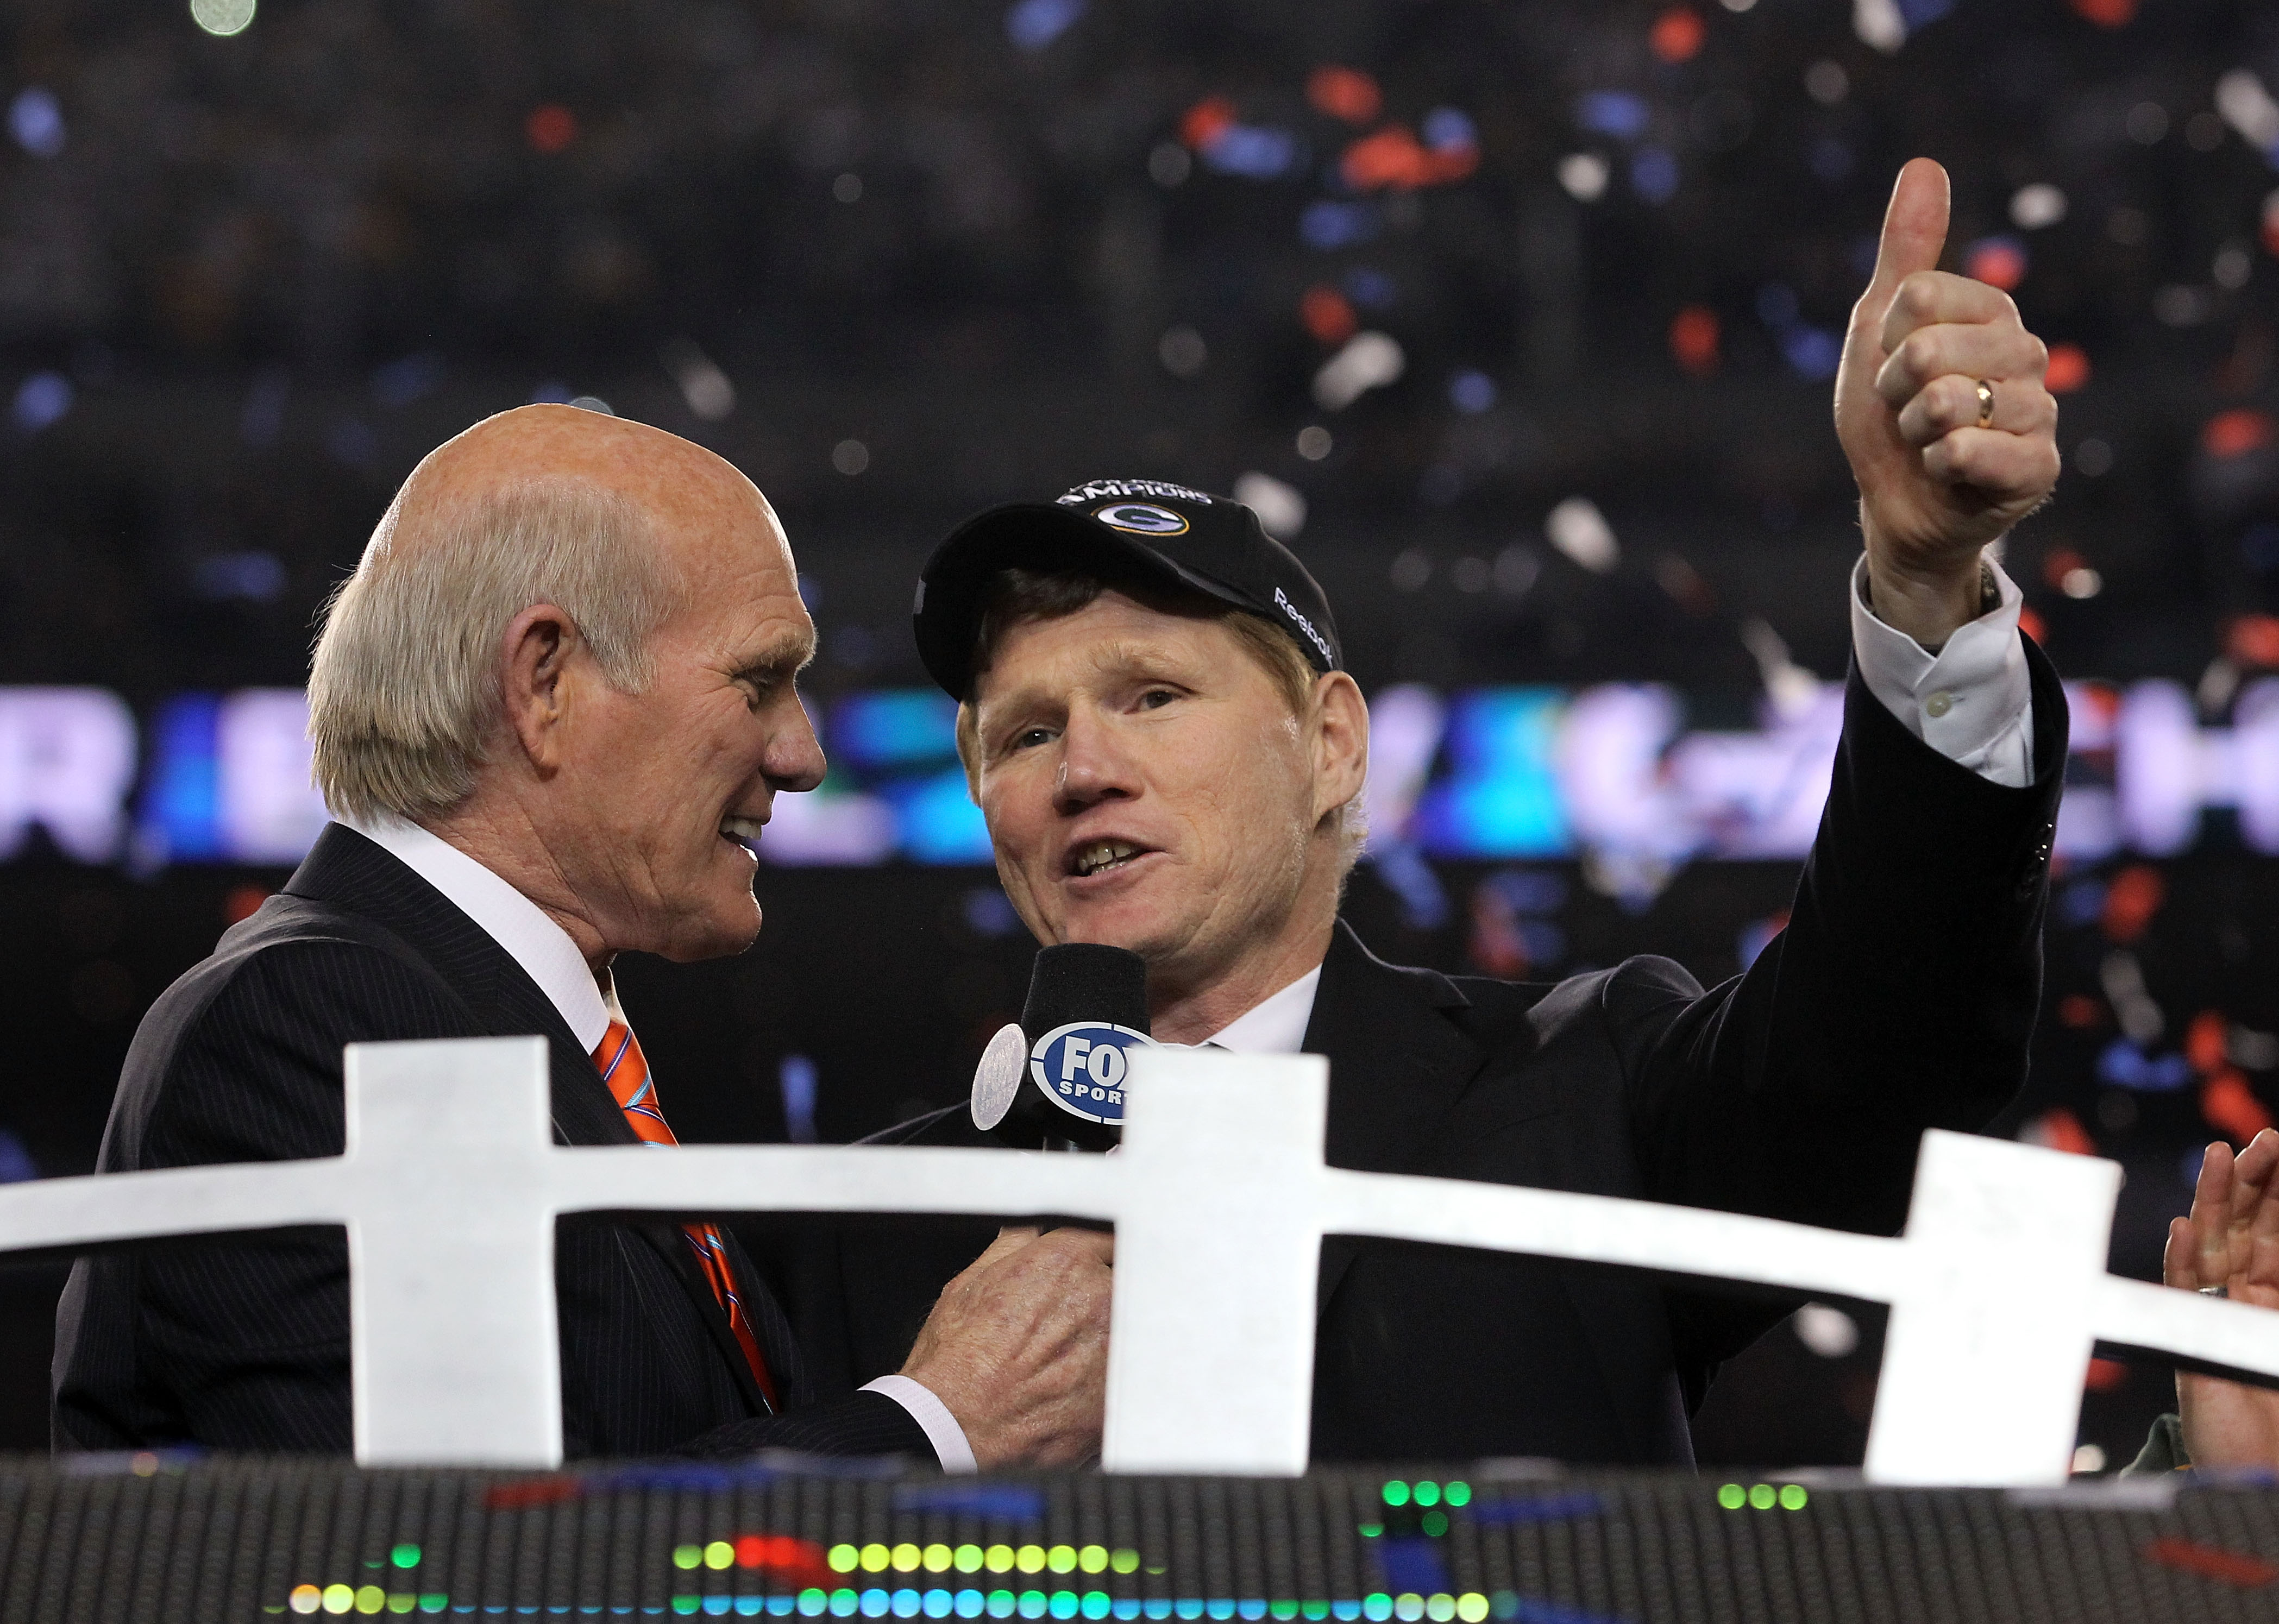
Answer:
(1029, 1022, 1153, 1125)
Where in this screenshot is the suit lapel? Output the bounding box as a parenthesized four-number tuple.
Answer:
(1305, 920, 1490, 1318)
(285, 823, 774, 1418)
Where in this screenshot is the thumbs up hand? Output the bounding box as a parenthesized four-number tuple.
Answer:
(1835, 158, 2061, 647)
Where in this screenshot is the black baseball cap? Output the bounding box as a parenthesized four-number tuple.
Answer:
(912, 477, 1343, 700)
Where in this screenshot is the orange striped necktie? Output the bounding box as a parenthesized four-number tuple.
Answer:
(591, 1016, 780, 1411)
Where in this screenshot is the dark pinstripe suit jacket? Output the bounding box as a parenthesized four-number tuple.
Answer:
(51, 823, 930, 1461)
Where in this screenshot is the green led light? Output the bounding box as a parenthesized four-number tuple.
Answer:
(1778, 1484, 1808, 1510)
(957, 1548, 985, 1574)
(1110, 1552, 1140, 1575)
(708, 1543, 737, 1571)
(863, 1546, 892, 1575)
(673, 1601, 699, 1618)
(676, 1546, 705, 1571)
(1048, 1548, 1077, 1575)
(895, 1545, 924, 1573)
(1381, 1481, 1410, 1508)
(1443, 1483, 1470, 1508)
(1361, 1597, 1391, 1623)
(390, 1546, 420, 1570)
(987, 1548, 1014, 1575)
(1411, 1482, 1440, 1508)
(830, 1549, 860, 1574)
(927, 1545, 955, 1573)
(1747, 1484, 1776, 1510)
(801, 1592, 829, 1616)
(1303, 1606, 1330, 1621)
(1083, 1596, 1112, 1620)
(1078, 1547, 1108, 1575)
(418, 1601, 447, 1617)
(1418, 1511, 1448, 1538)
(832, 1590, 859, 1616)
(1716, 1484, 1746, 1509)
(387, 1600, 415, 1617)
(1454, 1600, 1487, 1624)
(1357, 1524, 1383, 1540)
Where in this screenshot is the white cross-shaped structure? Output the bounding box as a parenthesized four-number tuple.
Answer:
(5, 1038, 2277, 1483)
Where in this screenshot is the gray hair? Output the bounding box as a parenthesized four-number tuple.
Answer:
(307, 477, 684, 822)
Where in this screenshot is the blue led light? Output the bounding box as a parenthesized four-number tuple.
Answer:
(1411, 690, 1569, 859)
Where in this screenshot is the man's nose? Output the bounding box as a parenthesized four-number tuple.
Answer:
(1053, 707, 1136, 811)
(765, 697, 828, 794)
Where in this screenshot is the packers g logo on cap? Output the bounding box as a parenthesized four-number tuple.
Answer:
(1093, 501, 1190, 536)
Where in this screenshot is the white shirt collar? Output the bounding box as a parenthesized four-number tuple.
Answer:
(336, 813, 613, 1054)
(1200, 966, 1323, 1054)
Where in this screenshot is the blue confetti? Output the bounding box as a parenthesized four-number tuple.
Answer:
(1575, 92, 1648, 140)
(1005, 0, 1085, 51)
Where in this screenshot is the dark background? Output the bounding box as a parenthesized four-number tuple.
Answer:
(9, 0, 2279, 1470)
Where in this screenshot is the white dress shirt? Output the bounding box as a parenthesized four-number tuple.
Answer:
(336, 811, 976, 1474)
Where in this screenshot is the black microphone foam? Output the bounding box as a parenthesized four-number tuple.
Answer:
(1020, 943, 1151, 1042)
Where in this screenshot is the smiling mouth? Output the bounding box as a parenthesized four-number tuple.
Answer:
(1070, 840, 1150, 878)
(721, 815, 765, 856)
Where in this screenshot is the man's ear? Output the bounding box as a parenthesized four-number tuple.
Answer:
(498, 603, 581, 775)
(1310, 670, 1369, 823)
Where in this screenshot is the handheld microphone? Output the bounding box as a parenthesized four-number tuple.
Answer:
(970, 943, 1152, 1152)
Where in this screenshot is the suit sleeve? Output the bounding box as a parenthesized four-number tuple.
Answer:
(1621, 640, 2067, 1242)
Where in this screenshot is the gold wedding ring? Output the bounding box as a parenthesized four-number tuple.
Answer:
(1974, 377, 1995, 429)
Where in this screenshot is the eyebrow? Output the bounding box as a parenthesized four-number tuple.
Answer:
(976, 642, 1193, 722)
(734, 625, 816, 683)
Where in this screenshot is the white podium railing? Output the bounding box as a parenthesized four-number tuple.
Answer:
(7, 1038, 2279, 1483)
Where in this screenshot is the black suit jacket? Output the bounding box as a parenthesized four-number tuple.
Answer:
(760, 649, 2068, 1465)
(51, 824, 930, 1461)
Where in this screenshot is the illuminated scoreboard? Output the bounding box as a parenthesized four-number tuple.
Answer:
(0, 678, 2265, 871)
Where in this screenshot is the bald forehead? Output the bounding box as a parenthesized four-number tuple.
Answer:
(395, 404, 783, 567)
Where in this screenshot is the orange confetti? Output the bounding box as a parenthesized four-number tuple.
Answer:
(1966, 238, 2027, 292)
(1179, 96, 1237, 151)
(1307, 66, 1383, 125)
(2204, 408, 2276, 459)
(2228, 613, 2279, 668)
(2187, 1010, 2228, 1075)
(1299, 284, 1358, 346)
(223, 884, 271, 924)
(525, 104, 577, 155)
(1648, 7, 1706, 63)
(2034, 1106, 2098, 1157)
(1669, 305, 1719, 377)
(2203, 1069, 2275, 1144)
(2044, 342, 2090, 393)
(2101, 864, 2164, 945)
(1340, 124, 1477, 191)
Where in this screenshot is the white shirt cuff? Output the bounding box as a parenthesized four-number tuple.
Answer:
(861, 1374, 978, 1474)
(1849, 553, 2037, 789)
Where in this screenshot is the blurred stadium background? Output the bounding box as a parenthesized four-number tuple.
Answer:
(5, 0, 2279, 1469)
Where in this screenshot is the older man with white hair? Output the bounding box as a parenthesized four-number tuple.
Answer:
(52, 404, 1110, 1470)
